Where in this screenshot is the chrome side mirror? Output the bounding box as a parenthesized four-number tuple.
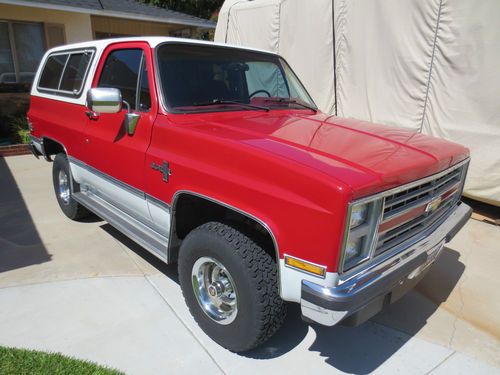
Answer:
(86, 88, 122, 113)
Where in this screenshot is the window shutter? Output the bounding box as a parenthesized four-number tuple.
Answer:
(44, 23, 66, 49)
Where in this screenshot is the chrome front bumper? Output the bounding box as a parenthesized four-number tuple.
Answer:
(301, 202, 472, 326)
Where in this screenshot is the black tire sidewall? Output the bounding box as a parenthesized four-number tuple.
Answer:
(52, 153, 80, 220)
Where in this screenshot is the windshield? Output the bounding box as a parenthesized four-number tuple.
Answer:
(156, 44, 317, 113)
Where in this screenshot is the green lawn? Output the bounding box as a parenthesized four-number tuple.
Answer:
(0, 346, 123, 375)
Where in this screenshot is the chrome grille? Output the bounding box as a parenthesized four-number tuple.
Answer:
(375, 163, 467, 255)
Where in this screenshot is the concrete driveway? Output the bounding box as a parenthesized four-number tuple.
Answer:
(1, 155, 499, 375)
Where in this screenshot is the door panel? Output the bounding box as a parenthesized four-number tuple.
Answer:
(82, 42, 158, 223)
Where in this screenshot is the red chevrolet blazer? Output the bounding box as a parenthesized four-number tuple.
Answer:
(28, 37, 472, 352)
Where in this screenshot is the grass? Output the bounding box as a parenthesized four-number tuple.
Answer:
(0, 346, 124, 375)
(10, 115, 30, 144)
(0, 114, 30, 145)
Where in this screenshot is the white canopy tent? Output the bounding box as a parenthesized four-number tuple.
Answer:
(215, 0, 500, 206)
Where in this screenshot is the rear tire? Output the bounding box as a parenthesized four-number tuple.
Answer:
(178, 221, 286, 352)
(52, 153, 90, 221)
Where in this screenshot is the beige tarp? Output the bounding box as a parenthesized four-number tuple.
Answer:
(215, 0, 500, 206)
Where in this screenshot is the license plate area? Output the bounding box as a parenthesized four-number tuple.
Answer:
(407, 240, 445, 280)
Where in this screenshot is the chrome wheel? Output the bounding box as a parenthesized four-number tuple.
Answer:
(58, 169, 70, 205)
(191, 256, 238, 325)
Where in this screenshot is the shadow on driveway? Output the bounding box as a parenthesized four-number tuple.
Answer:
(100, 223, 178, 281)
(245, 247, 464, 373)
(101, 222, 465, 374)
(0, 157, 52, 273)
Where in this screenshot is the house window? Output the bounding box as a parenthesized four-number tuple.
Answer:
(0, 21, 46, 91)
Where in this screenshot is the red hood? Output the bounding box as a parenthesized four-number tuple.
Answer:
(169, 111, 469, 198)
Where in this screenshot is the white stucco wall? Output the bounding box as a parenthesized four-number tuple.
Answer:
(0, 4, 92, 43)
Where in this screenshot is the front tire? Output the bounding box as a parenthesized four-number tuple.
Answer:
(52, 153, 90, 220)
(178, 222, 286, 352)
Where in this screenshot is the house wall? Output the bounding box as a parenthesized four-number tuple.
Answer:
(0, 4, 92, 43)
(91, 15, 195, 38)
(0, 3, 92, 139)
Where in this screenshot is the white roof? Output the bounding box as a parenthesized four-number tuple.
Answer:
(48, 37, 276, 55)
(32, 36, 278, 107)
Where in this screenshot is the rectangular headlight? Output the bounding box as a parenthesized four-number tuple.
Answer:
(344, 236, 365, 264)
(341, 199, 383, 272)
(350, 203, 368, 228)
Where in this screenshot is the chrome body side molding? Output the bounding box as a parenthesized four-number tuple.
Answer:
(68, 156, 171, 260)
(73, 192, 169, 262)
(68, 156, 170, 238)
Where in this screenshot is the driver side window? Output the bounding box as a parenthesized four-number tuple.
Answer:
(98, 49, 151, 112)
(245, 62, 288, 98)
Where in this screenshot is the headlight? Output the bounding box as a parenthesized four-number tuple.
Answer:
(344, 236, 364, 264)
(341, 199, 383, 272)
(350, 203, 368, 228)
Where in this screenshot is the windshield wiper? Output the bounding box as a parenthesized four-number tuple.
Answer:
(192, 99, 269, 112)
(264, 98, 317, 112)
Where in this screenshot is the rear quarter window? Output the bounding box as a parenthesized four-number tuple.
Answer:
(60, 53, 92, 93)
(38, 54, 68, 90)
(37, 49, 94, 97)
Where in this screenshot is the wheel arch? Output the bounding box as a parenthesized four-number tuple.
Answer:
(41, 136, 67, 161)
(168, 191, 281, 282)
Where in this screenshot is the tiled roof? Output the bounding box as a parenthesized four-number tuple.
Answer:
(12, 0, 216, 28)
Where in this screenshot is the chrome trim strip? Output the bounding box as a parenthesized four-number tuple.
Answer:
(381, 188, 459, 234)
(68, 155, 171, 237)
(67, 155, 85, 168)
(383, 176, 461, 222)
(355, 158, 470, 205)
(56, 54, 70, 92)
(68, 156, 145, 199)
(383, 196, 430, 222)
(384, 170, 461, 210)
(170, 190, 282, 294)
(146, 193, 171, 209)
(367, 199, 385, 259)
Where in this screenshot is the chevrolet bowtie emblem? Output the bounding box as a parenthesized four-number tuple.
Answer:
(425, 196, 442, 213)
(151, 161, 171, 182)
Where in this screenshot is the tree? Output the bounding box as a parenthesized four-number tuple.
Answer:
(141, 0, 224, 20)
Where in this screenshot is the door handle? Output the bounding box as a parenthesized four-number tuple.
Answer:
(85, 111, 99, 121)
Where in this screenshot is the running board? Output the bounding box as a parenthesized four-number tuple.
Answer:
(73, 192, 170, 263)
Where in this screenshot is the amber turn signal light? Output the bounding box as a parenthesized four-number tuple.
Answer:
(284, 255, 326, 278)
